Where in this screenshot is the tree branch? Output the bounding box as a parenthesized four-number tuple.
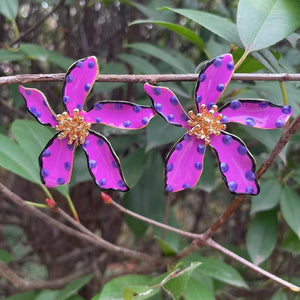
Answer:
(1, 73, 300, 86)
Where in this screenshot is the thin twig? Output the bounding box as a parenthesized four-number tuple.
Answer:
(203, 113, 300, 240)
(9, 0, 66, 47)
(0, 182, 154, 262)
(1, 73, 300, 86)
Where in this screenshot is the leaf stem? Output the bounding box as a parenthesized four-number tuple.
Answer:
(25, 201, 48, 209)
(65, 194, 80, 222)
(279, 82, 289, 105)
(234, 50, 249, 71)
(39, 184, 54, 200)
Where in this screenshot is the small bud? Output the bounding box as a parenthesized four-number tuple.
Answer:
(45, 198, 58, 212)
(101, 192, 112, 204)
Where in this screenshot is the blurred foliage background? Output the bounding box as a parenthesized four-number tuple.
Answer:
(1, 0, 300, 299)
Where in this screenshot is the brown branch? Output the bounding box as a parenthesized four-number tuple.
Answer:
(202, 113, 300, 240)
(9, 0, 66, 47)
(0, 182, 155, 263)
(1, 73, 300, 86)
(0, 260, 91, 291)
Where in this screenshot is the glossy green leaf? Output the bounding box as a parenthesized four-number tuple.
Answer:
(281, 230, 300, 254)
(56, 274, 93, 300)
(163, 263, 202, 300)
(0, 248, 12, 263)
(183, 279, 216, 300)
(237, 0, 300, 52)
(131, 20, 205, 50)
(0, 49, 25, 62)
(122, 147, 148, 187)
(155, 236, 177, 256)
(118, 53, 160, 74)
(124, 150, 165, 237)
(250, 179, 282, 214)
(127, 43, 191, 73)
(92, 275, 152, 300)
(33, 290, 60, 300)
(286, 32, 300, 48)
(0, 0, 18, 20)
(146, 116, 185, 151)
(20, 43, 49, 61)
(280, 186, 300, 239)
(183, 254, 248, 288)
(246, 209, 278, 265)
(163, 7, 242, 46)
(0, 134, 40, 183)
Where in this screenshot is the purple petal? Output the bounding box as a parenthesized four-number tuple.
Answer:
(144, 83, 189, 128)
(19, 85, 58, 127)
(165, 135, 206, 192)
(82, 101, 156, 129)
(219, 100, 293, 129)
(195, 54, 234, 111)
(39, 133, 75, 187)
(62, 56, 99, 114)
(210, 132, 259, 195)
(80, 130, 129, 191)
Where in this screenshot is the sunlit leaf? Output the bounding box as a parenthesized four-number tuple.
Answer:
(237, 0, 300, 52)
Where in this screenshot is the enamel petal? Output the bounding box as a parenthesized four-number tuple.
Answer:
(165, 134, 206, 192)
(210, 132, 259, 195)
(194, 54, 234, 111)
(39, 133, 75, 187)
(80, 130, 129, 191)
(62, 56, 99, 114)
(19, 85, 57, 127)
(144, 83, 189, 127)
(218, 100, 292, 129)
(82, 101, 156, 129)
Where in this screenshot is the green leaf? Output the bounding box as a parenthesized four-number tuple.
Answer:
(122, 147, 148, 188)
(155, 236, 177, 256)
(127, 43, 192, 73)
(0, 248, 12, 263)
(6, 291, 40, 300)
(92, 275, 153, 300)
(271, 289, 288, 300)
(33, 290, 60, 300)
(197, 152, 215, 193)
(163, 263, 202, 300)
(131, 20, 205, 50)
(124, 150, 165, 237)
(70, 150, 91, 186)
(246, 209, 278, 265)
(48, 51, 74, 70)
(183, 254, 248, 288)
(0, 134, 40, 183)
(146, 116, 185, 151)
(0, 0, 18, 20)
(0, 49, 25, 62)
(123, 285, 158, 300)
(118, 53, 160, 74)
(56, 274, 93, 300)
(163, 7, 242, 47)
(250, 179, 282, 214)
(183, 279, 216, 300)
(280, 186, 300, 239)
(20, 43, 49, 61)
(237, 0, 300, 52)
(281, 230, 300, 254)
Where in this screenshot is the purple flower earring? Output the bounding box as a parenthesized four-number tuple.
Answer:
(144, 54, 292, 195)
(20, 56, 155, 191)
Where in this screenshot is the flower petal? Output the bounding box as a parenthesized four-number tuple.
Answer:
(210, 132, 259, 195)
(19, 85, 58, 127)
(144, 83, 189, 127)
(194, 54, 234, 111)
(218, 100, 292, 129)
(165, 134, 206, 192)
(82, 101, 156, 129)
(39, 133, 75, 187)
(62, 56, 99, 114)
(80, 130, 129, 191)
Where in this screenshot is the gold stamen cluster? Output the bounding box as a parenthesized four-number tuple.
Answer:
(187, 104, 226, 144)
(56, 109, 91, 146)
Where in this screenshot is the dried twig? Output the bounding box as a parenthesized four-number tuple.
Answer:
(1, 73, 300, 86)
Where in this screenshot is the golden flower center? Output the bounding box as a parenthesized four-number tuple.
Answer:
(56, 109, 91, 146)
(187, 104, 226, 145)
